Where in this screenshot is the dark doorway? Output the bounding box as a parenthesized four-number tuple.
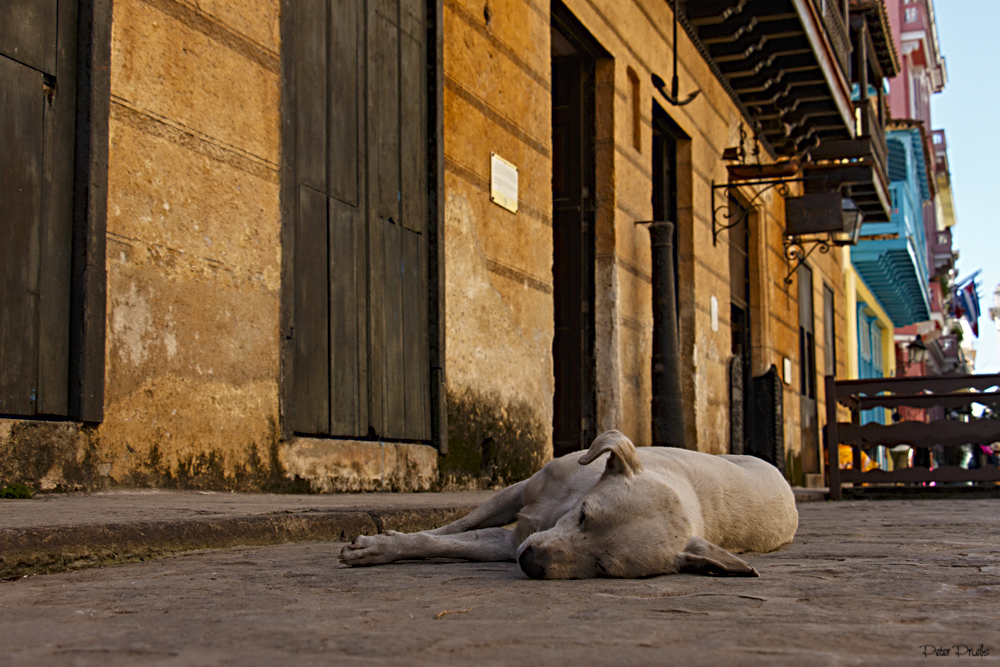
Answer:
(823, 284, 836, 378)
(286, 0, 432, 443)
(551, 4, 600, 458)
(798, 263, 820, 473)
(650, 104, 689, 448)
(729, 196, 752, 453)
(652, 104, 681, 319)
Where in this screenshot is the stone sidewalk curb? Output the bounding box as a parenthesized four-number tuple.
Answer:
(0, 488, 828, 580)
(792, 488, 827, 503)
(0, 506, 476, 579)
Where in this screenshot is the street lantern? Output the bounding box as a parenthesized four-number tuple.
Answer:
(837, 197, 864, 246)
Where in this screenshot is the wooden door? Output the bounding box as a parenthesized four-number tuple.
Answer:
(798, 264, 820, 473)
(728, 196, 751, 455)
(289, 0, 431, 442)
(823, 284, 836, 378)
(0, 0, 78, 417)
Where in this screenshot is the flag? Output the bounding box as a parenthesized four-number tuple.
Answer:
(952, 272, 982, 338)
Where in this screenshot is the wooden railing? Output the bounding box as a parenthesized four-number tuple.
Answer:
(825, 374, 1000, 500)
(811, 0, 850, 77)
(856, 98, 887, 174)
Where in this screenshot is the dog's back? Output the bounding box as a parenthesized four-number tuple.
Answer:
(634, 447, 798, 554)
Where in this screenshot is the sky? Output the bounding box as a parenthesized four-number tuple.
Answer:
(930, 0, 1000, 374)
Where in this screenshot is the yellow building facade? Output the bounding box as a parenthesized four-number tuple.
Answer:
(1, 0, 892, 492)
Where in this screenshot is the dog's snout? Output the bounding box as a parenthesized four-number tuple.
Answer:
(519, 545, 546, 579)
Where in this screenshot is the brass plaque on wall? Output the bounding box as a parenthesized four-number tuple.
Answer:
(490, 152, 518, 213)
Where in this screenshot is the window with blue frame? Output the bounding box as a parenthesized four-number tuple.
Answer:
(857, 304, 886, 426)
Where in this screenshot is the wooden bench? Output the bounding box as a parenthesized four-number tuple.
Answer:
(824, 374, 1000, 500)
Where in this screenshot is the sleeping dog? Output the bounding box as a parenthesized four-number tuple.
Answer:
(340, 430, 798, 578)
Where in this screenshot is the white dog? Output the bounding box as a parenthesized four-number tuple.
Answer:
(340, 430, 798, 579)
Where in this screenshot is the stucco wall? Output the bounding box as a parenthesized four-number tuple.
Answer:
(94, 0, 284, 487)
(558, 0, 744, 454)
(756, 195, 847, 484)
(0, 0, 849, 493)
(0, 0, 440, 493)
(437, 0, 776, 473)
(438, 0, 554, 483)
(438, 0, 848, 480)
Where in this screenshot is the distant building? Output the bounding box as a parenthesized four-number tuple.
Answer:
(881, 0, 969, 376)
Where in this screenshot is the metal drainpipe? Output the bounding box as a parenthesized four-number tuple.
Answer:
(648, 221, 687, 448)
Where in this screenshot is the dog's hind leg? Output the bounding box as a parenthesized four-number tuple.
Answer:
(340, 527, 518, 566)
(426, 479, 528, 535)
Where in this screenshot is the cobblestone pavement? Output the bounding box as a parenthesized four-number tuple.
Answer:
(2, 499, 999, 666)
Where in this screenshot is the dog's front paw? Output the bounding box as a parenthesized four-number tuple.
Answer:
(339, 533, 400, 566)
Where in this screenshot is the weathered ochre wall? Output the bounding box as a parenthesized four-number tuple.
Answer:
(0, 0, 438, 493)
(0, 0, 290, 492)
(438, 0, 824, 474)
(583, 0, 847, 475)
(558, 0, 752, 454)
(751, 189, 847, 485)
(98, 0, 283, 487)
(1, 0, 850, 493)
(439, 0, 848, 479)
(439, 0, 554, 483)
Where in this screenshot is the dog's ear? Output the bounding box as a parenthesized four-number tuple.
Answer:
(675, 536, 759, 577)
(579, 430, 643, 477)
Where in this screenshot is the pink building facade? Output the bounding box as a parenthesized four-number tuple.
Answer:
(883, 0, 967, 376)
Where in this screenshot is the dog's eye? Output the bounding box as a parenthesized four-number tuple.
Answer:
(578, 505, 587, 527)
(595, 559, 608, 576)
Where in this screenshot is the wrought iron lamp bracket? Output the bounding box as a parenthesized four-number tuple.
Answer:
(711, 177, 807, 246)
(782, 235, 831, 285)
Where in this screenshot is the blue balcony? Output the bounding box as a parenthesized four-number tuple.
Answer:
(850, 128, 932, 327)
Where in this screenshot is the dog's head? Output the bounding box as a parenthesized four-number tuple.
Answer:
(516, 430, 758, 579)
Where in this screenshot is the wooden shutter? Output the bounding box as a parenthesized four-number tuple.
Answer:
(0, 54, 44, 415)
(327, 1, 369, 437)
(798, 264, 816, 399)
(823, 285, 836, 377)
(551, 32, 598, 457)
(0, 0, 77, 417)
(291, 0, 368, 438)
(291, 0, 331, 435)
(368, 0, 430, 441)
(290, 0, 429, 441)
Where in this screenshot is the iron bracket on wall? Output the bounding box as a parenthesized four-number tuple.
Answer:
(652, 0, 700, 107)
(782, 236, 831, 285)
(711, 177, 807, 246)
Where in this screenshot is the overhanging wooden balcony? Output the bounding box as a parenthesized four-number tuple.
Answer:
(683, 0, 898, 226)
(681, 0, 856, 157)
(803, 98, 891, 222)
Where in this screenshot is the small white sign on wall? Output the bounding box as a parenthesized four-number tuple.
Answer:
(710, 296, 718, 332)
(783, 357, 794, 385)
(490, 152, 518, 214)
